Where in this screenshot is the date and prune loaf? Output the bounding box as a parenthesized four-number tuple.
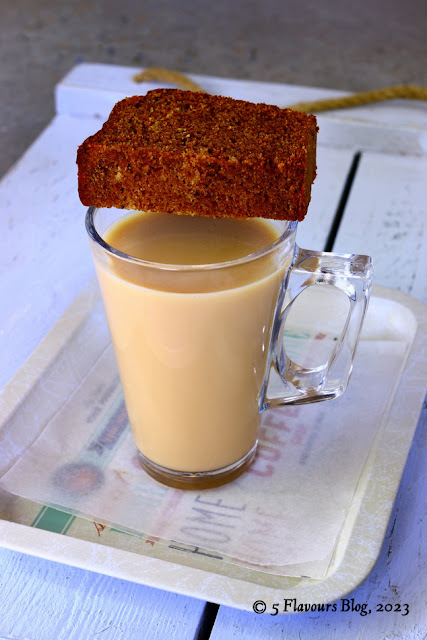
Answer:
(77, 89, 318, 221)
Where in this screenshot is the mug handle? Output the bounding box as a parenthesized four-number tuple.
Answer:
(264, 246, 374, 408)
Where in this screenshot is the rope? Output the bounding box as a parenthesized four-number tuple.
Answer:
(287, 85, 427, 113)
(133, 67, 204, 93)
(132, 66, 427, 113)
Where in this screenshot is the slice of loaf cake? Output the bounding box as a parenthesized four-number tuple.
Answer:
(77, 89, 318, 221)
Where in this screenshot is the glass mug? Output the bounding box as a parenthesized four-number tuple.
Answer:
(86, 207, 373, 489)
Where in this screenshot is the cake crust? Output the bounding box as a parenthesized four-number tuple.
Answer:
(77, 89, 318, 221)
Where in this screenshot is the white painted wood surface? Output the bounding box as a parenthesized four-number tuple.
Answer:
(0, 65, 425, 639)
(333, 151, 427, 303)
(0, 546, 206, 640)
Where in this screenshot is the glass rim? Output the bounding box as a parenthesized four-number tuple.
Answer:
(85, 206, 297, 272)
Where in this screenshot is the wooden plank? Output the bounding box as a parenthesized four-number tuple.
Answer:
(0, 115, 99, 389)
(0, 547, 206, 640)
(332, 151, 427, 304)
(296, 147, 355, 250)
(314, 113, 427, 157)
(55, 62, 355, 119)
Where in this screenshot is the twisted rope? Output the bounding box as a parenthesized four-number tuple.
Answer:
(132, 67, 427, 113)
(133, 67, 204, 93)
(287, 85, 427, 113)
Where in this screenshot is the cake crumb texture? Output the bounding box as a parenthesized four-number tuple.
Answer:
(77, 89, 318, 221)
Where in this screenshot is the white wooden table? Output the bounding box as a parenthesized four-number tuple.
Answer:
(0, 65, 426, 639)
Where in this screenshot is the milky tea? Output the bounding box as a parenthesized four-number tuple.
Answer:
(87, 207, 372, 488)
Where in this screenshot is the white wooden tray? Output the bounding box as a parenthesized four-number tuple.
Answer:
(0, 282, 425, 612)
